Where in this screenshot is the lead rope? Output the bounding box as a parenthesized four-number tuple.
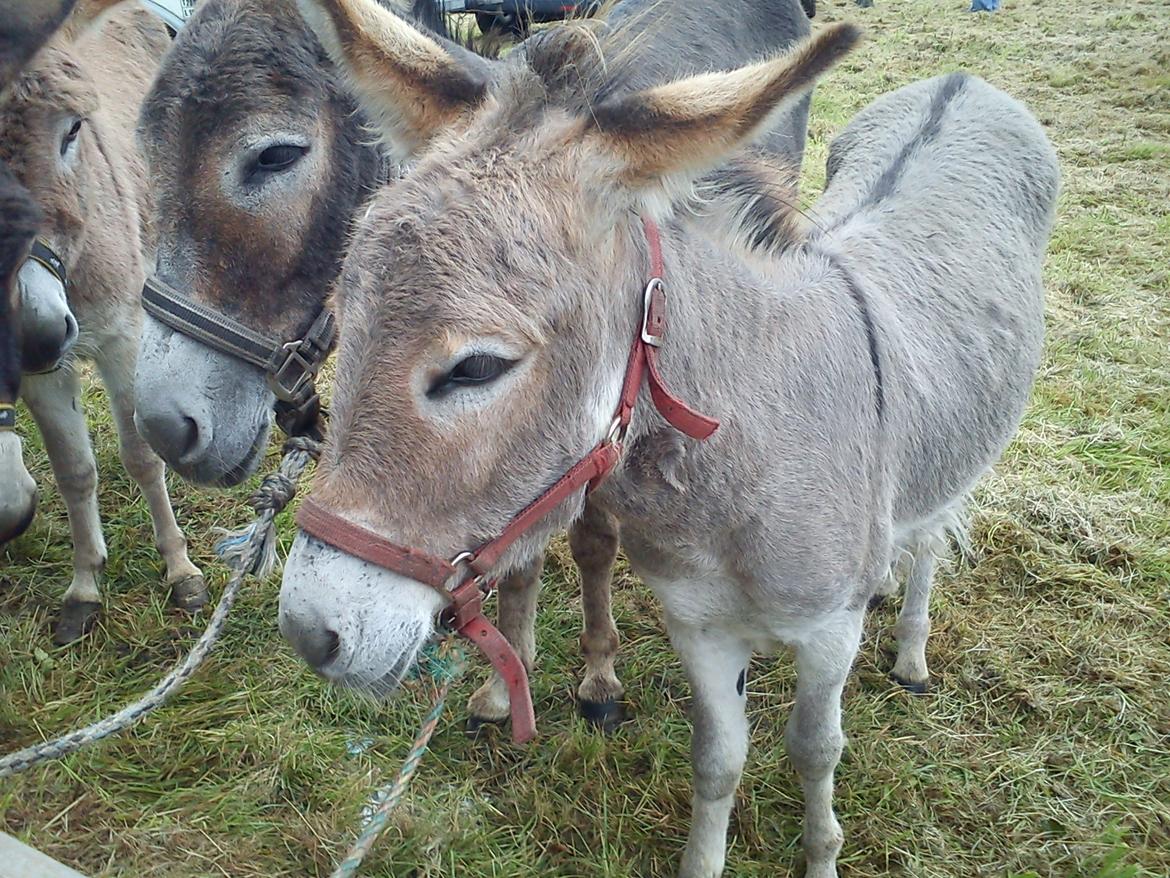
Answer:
(0, 434, 462, 878)
(332, 642, 466, 878)
(0, 437, 321, 778)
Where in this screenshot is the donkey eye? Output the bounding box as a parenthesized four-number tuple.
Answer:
(428, 354, 515, 398)
(60, 119, 83, 157)
(254, 143, 307, 173)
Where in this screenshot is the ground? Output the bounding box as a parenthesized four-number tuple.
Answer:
(1, 0, 1168, 875)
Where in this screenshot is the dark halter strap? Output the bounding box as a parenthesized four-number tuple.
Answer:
(296, 216, 720, 743)
(28, 239, 68, 289)
(142, 276, 335, 439)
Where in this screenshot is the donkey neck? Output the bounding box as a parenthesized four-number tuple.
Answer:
(613, 214, 883, 448)
(595, 212, 889, 591)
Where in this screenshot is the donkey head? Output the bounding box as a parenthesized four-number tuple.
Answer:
(279, 0, 857, 692)
(132, 0, 490, 487)
(0, 1, 117, 373)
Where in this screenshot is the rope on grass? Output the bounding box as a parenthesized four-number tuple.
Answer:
(0, 437, 321, 779)
(331, 643, 467, 878)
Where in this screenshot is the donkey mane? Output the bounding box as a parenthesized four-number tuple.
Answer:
(688, 149, 807, 256)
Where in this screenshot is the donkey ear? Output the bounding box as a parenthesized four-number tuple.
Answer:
(59, 0, 134, 42)
(590, 23, 860, 194)
(296, 0, 488, 158)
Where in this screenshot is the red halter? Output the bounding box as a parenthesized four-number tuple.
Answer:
(296, 217, 719, 744)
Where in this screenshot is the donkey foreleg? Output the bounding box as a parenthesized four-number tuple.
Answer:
(96, 339, 205, 611)
(669, 621, 752, 878)
(891, 543, 935, 692)
(467, 552, 542, 727)
(786, 609, 863, 878)
(21, 367, 106, 644)
(568, 498, 623, 728)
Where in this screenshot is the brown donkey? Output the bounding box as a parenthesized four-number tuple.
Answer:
(0, 0, 206, 643)
(279, 0, 1058, 873)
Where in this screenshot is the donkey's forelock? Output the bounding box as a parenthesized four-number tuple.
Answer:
(143, 0, 337, 130)
(2, 46, 95, 114)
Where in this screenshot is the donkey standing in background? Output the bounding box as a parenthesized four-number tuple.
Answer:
(0, 0, 206, 644)
(129, 0, 814, 727)
(276, 0, 1058, 872)
(0, 0, 81, 545)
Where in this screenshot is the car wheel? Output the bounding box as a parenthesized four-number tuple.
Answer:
(475, 9, 527, 38)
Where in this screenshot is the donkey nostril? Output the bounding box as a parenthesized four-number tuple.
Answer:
(323, 629, 341, 665)
(299, 626, 341, 671)
(179, 416, 200, 457)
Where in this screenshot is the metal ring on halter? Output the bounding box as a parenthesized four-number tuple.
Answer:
(449, 550, 476, 567)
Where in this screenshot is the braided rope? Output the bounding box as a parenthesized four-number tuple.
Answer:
(0, 437, 321, 779)
(331, 643, 467, 878)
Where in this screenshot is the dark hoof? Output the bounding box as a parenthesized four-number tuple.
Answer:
(53, 600, 101, 645)
(170, 574, 209, 612)
(578, 698, 629, 733)
(465, 714, 506, 738)
(867, 593, 887, 611)
(891, 673, 930, 695)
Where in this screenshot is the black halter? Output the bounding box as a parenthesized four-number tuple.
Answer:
(28, 239, 68, 289)
(141, 276, 335, 439)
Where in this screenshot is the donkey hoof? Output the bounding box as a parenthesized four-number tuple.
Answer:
(891, 672, 930, 695)
(465, 714, 506, 738)
(578, 698, 629, 733)
(53, 600, 101, 645)
(169, 574, 209, 612)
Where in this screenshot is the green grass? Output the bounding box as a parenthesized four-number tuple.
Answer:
(3, 0, 1169, 875)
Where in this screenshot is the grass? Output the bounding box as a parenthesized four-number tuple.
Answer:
(2, 0, 1169, 875)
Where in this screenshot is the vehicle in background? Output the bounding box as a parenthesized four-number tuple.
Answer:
(139, 0, 193, 34)
(442, 0, 600, 37)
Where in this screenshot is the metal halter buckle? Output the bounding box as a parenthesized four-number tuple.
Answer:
(641, 277, 665, 347)
(605, 415, 625, 446)
(267, 340, 316, 403)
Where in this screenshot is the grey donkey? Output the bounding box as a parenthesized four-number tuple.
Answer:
(128, 0, 813, 729)
(276, 1, 1059, 873)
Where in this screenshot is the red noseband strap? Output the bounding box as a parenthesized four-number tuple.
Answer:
(296, 216, 719, 745)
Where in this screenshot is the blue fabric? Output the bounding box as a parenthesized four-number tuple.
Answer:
(970, 0, 1001, 10)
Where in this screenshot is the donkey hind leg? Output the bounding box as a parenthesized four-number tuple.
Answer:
(890, 538, 936, 693)
(787, 609, 864, 878)
(96, 340, 206, 611)
(466, 551, 542, 729)
(669, 622, 753, 878)
(568, 498, 624, 729)
(21, 368, 106, 644)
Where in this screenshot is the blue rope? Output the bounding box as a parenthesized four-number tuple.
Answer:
(331, 643, 467, 878)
